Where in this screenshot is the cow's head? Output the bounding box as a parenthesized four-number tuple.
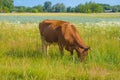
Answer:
(76, 47, 90, 62)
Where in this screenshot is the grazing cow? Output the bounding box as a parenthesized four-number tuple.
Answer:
(39, 20, 90, 61)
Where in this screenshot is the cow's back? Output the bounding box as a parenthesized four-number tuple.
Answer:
(39, 20, 66, 43)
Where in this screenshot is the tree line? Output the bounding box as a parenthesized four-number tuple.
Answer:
(0, 0, 120, 13)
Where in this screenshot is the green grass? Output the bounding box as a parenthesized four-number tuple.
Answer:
(0, 13, 120, 80)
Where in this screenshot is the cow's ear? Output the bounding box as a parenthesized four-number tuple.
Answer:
(82, 47, 90, 53)
(84, 47, 90, 51)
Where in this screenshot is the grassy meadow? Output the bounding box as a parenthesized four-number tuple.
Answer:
(0, 13, 120, 80)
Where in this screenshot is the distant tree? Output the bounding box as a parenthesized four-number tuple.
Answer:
(52, 3, 66, 12)
(67, 7, 71, 12)
(100, 4, 111, 10)
(75, 2, 103, 13)
(75, 4, 85, 12)
(0, 0, 3, 12)
(71, 7, 75, 12)
(84, 2, 92, 13)
(111, 5, 120, 12)
(112, 7, 118, 12)
(67, 7, 75, 12)
(14, 6, 26, 12)
(1, 0, 119, 13)
(115, 5, 120, 12)
(43, 1, 52, 12)
(0, 0, 14, 12)
(33, 5, 43, 12)
(89, 2, 104, 12)
(26, 7, 33, 12)
(3, 7, 9, 13)
(32, 8, 38, 13)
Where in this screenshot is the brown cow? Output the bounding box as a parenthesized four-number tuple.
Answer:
(39, 19, 90, 61)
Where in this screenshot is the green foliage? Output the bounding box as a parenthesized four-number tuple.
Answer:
(76, 2, 104, 13)
(67, 7, 75, 12)
(14, 6, 26, 12)
(26, 7, 33, 12)
(14, 5, 43, 13)
(3, 7, 9, 13)
(43, 1, 52, 12)
(52, 3, 66, 12)
(1, 0, 120, 13)
(100, 4, 111, 10)
(32, 9, 38, 13)
(33, 5, 43, 12)
(75, 4, 84, 12)
(0, 0, 14, 12)
(112, 6, 120, 12)
(67, 7, 71, 12)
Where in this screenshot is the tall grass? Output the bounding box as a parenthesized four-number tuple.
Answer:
(0, 21, 120, 80)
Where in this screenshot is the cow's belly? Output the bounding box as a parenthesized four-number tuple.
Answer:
(43, 28, 58, 43)
(44, 36, 58, 43)
(43, 33, 58, 43)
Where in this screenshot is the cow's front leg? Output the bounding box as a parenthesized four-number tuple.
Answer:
(59, 45, 64, 57)
(70, 50, 75, 61)
(41, 36, 49, 56)
(41, 36, 45, 55)
(45, 44, 49, 56)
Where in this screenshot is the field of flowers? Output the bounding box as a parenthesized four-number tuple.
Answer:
(0, 13, 120, 80)
(0, 13, 120, 24)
